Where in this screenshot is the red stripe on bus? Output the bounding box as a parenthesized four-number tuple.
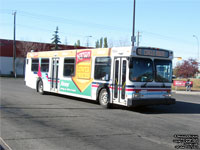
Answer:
(92, 85, 99, 88)
(48, 80, 60, 83)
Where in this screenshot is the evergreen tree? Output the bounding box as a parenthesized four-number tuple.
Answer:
(51, 26, 61, 50)
(77, 40, 80, 47)
(100, 37, 103, 48)
(74, 40, 80, 48)
(104, 37, 108, 48)
(95, 40, 100, 48)
(74, 43, 77, 49)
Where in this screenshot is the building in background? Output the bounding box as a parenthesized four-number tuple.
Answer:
(0, 39, 88, 76)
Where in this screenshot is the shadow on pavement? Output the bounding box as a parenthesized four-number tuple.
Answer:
(128, 101, 200, 114)
(45, 93, 200, 114)
(47, 92, 99, 105)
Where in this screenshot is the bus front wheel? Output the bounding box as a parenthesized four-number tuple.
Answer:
(99, 89, 111, 108)
(38, 80, 44, 95)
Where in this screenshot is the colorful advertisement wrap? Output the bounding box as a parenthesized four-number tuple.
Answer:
(75, 50, 92, 79)
(59, 79, 91, 96)
(59, 50, 93, 96)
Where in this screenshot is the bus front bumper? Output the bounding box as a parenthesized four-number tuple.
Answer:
(127, 98, 176, 107)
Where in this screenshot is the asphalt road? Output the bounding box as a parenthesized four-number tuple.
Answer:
(0, 78, 200, 150)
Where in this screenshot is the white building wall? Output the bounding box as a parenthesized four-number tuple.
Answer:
(0, 56, 25, 76)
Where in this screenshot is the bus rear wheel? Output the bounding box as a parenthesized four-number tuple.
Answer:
(38, 80, 44, 95)
(99, 89, 111, 108)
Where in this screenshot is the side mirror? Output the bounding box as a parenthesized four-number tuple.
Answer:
(172, 75, 176, 79)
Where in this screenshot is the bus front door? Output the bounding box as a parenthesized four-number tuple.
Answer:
(113, 57, 127, 104)
(51, 58, 59, 92)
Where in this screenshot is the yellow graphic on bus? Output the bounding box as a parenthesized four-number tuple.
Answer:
(76, 64, 91, 79)
(72, 50, 93, 92)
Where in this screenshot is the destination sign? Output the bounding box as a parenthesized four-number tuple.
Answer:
(136, 48, 169, 58)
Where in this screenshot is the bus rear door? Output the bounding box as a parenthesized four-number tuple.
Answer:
(51, 58, 59, 92)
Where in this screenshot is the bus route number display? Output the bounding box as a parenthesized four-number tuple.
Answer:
(137, 48, 169, 58)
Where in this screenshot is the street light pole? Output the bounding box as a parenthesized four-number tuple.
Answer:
(86, 36, 92, 47)
(13, 11, 17, 78)
(193, 35, 199, 62)
(131, 0, 136, 47)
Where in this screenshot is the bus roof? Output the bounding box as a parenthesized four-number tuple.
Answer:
(27, 48, 112, 58)
(27, 46, 173, 59)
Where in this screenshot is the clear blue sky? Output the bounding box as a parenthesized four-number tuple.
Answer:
(0, 0, 200, 63)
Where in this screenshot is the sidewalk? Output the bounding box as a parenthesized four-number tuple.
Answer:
(172, 90, 200, 95)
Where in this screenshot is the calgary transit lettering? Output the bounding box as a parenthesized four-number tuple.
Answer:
(137, 48, 169, 58)
(76, 50, 91, 63)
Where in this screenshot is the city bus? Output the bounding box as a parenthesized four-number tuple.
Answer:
(25, 46, 175, 108)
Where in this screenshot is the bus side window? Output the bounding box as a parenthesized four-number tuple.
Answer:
(41, 58, 49, 72)
(94, 57, 111, 81)
(26, 59, 29, 64)
(63, 58, 75, 77)
(31, 58, 39, 72)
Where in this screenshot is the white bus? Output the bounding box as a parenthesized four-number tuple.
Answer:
(25, 46, 175, 108)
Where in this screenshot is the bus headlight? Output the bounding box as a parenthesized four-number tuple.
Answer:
(163, 92, 172, 98)
(133, 93, 141, 98)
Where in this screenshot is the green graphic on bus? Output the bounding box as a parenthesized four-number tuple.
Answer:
(59, 80, 91, 96)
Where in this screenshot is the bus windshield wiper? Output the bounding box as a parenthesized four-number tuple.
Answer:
(142, 81, 148, 88)
(161, 79, 166, 88)
(162, 82, 166, 88)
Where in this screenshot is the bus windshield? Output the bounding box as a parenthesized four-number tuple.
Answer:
(155, 59, 172, 82)
(129, 58, 153, 82)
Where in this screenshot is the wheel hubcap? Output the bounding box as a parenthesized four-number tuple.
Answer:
(39, 82, 43, 92)
(101, 92, 108, 105)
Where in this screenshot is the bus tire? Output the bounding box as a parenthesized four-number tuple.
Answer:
(38, 80, 45, 95)
(99, 88, 111, 108)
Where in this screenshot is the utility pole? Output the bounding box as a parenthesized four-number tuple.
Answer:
(13, 11, 17, 78)
(131, 0, 136, 47)
(137, 31, 141, 47)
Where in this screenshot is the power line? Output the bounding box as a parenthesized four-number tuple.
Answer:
(1, 9, 197, 46)
(141, 30, 194, 45)
(16, 10, 130, 32)
(0, 9, 130, 33)
(16, 23, 86, 37)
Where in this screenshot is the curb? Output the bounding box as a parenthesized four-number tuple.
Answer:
(172, 90, 200, 95)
